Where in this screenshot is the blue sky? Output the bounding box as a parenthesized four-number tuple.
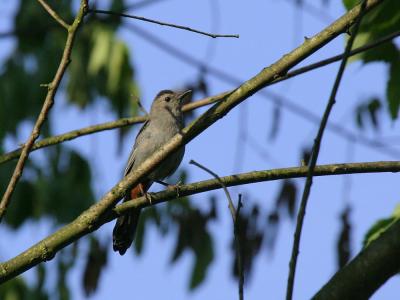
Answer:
(1, 0, 400, 299)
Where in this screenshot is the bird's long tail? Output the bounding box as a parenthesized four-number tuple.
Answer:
(112, 182, 150, 255)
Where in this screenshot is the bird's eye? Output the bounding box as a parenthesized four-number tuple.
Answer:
(165, 96, 171, 102)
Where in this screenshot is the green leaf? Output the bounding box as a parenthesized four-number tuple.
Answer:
(363, 217, 395, 248)
(107, 40, 128, 94)
(88, 27, 112, 76)
(189, 233, 213, 289)
(387, 59, 400, 119)
(363, 204, 400, 247)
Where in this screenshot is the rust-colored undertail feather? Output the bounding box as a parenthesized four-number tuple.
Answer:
(112, 182, 150, 255)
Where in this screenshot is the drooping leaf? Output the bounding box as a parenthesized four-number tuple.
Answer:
(82, 237, 108, 296)
(337, 206, 352, 269)
(276, 180, 297, 219)
(387, 59, 400, 119)
(355, 98, 382, 131)
(232, 204, 263, 280)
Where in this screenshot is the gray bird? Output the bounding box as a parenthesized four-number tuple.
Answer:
(113, 89, 191, 255)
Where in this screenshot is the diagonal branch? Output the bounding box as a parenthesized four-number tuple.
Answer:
(37, 0, 70, 29)
(88, 9, 239, 39)
(0, 0, 384, 282)
(0, 0, 88, 222)
(312, 217, 400, 299)
(2, 28, 399, 166)
(286, 2, 367, 299)
(1, 159, 400, 283)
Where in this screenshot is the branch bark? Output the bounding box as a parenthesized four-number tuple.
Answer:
(0, 0, 385, 283)
(0, 0, 88, 222)
(312, 217, 400, 299)
(1, 160, 399, 283)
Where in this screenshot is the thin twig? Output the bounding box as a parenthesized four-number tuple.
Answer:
(131, 95, 149, 115)
(272, 29, 400, 86)
(88, 9, 239, 39)
(1, 28, 398, 166)
(285, 2, 368, 300)
(235, 194, 244, 300)
(0, 0, 88, 222)
(37, 0, 70, 30)
(189, 159, 236, 218)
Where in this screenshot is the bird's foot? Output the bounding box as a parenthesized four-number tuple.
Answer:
(167, 180, 183, 197)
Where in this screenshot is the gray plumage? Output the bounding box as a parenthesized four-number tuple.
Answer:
(113, 89, 190, 255)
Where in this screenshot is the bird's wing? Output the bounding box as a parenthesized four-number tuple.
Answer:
(123, 119, 150, 176)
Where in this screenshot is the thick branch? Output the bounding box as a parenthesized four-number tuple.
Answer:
(2, 28, 398, 166)
(312, 217, 400, 299)
(1, 160, 399, 283)
(0, 0, 384, 282)
(0, 0, 88, 222)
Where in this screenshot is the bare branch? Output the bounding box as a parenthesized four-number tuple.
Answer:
(2, 25, 399, 166)
(88, 9, 239, 39)
(37, 0, 70, 30)
(0, 0, 88, 222)
(271, 29, 400, 85)
(286, 2, 368, 299)
(1, 159, 400, 283)
(189, 159, 236, 220)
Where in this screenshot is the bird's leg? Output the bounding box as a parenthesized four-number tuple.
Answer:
(138, 183, 153, 205)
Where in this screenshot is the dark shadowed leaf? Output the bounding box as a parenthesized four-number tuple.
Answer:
(387, 59, 400, 119)
(355, 98, 382, 131)
(276, 180, 297, 219)
(232, 204, 263, 280)
(337, 206, 352, 269)
(265, 211, 280, 252)
(82, 237, 108, 296)
(268, 102, 281, 141)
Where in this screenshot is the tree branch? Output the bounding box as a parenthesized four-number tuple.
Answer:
(88, 9, 239, 39)
(286, 2, 367, 299)
(0, 0, 88, 222)
(37, 0, 70, 30)
(0, 93, 226, 166)
(0, 0, 384, 282)
(2, 26, 398, 166)
(1, 159, 399, 283)
(312, 217, 400, 299)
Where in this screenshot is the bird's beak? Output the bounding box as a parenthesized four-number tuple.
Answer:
(178, 89, 192, 101)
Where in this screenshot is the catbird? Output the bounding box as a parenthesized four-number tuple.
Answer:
(113, 89, 191, 255)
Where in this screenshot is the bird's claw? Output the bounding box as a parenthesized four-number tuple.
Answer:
(167, 180, 182, 197)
